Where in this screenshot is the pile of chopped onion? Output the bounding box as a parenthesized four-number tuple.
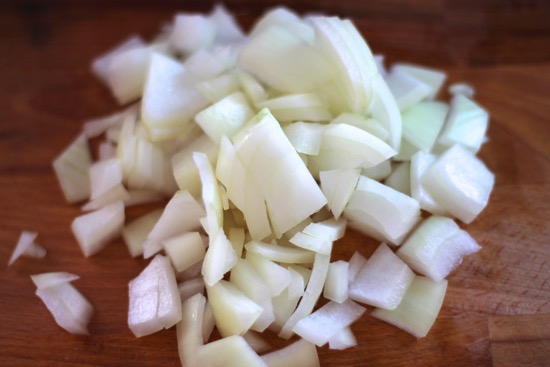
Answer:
(48, 4, 494, 365)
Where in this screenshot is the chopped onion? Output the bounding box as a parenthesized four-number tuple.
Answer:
(128, 254, 182, 337)
(328, 326, 357, 350)
(31, 272, 93, 335)
(48, 4, 497, 365)
(397, 216, 481, 282)
(31, 272, 80, 289)
(230, 258, 275, 332)
(71, 201, 125, 257)
(176, 292, 206, 367)
(52, 134, 92, 203)
(422, 144, 494, 223)
(437, 94, 489, 153)
(144, 190, 205, 258)
(349, 243, 414, 309)
(205, 280, 263, 337)
(279, 252, 330, 339)
(163, 232, 206, 273)
(371, 276, 448, 338)
(292, 299, 366, 346)
(345, 176, 421, 245)
(8, 230, 46, 266)
(323, 260, 349, 303)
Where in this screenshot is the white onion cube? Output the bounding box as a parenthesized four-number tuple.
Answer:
(349, 243, 414, 309)
(128, 255, 182, 337)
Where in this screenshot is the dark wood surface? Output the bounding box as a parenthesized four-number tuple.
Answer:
(1, 1, 550, 366)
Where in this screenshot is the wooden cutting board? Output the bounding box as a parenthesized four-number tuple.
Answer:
(1, 1, 550, 366)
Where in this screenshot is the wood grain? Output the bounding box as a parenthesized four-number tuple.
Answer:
(1, 1, 550, 366)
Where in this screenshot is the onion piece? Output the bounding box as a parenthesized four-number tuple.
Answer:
(32, 272, 93, 335)
(328, 326, 357, 350)
(319, 168, 360, 220)
(279, 252, 330, 339)
(401, 101, 448, 152)
(437, 94, 489, 153)
(347, 251, 367, 285)
(202, 229, 237, 286)
(309, 17, 376, 115)
(367, 73, 402, 150)
(283, 122, 325, 155)
(184, 49, 228, 80)
(250, 7, 314, 43)
(176, 293, 206, 367)
(397, 216, 481, 282)
(246, 252, 291, 297)
(308, 123, 396, 177)
(193, 152, 223, 235)
(410, 150, 449, 215)
(230, 259, 275, 332)
(209, 4, 246, 43)
(52, 133, 93, 203)
(391, 63, 446, 100)
(323, 260, 349, 303)
(196, 71, 241, 103)
(106, 46, 157, 105)
(239, 25, 334, 93)
(92, 35, 146, 84)
(344, 176, 421, 245)
(169, 14, 217, 54)
(195, 91, 255, 144)
(121, 209, 162, 257)
(371, 276, 448, 338)
(205, 280, 263, 337)
(172, 134, 219, 198)
(216, 136, 271, 240)
(202, 301, 216, 343)
(271, 267, 305, 332)
(232, 109, 327, 237)
(261, 338, 319, 367)
(292, 299, 365, 346)
(349, 243, 414, 309)
(72, 201, 125, 257)
(163, 232, 206, 273)
(128, 254, 182, 337)
(144, 190, 205, 258)
(238, 70, 268, 104)
(302, 217, 347, 241)
(31, 272, 79, 289)
(8, 230, 46, 266)
(141, 53, 209, 141)
(289, 232, 332, 255)
(385, 68, 432, 111)
(422, 144, 495, 224)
